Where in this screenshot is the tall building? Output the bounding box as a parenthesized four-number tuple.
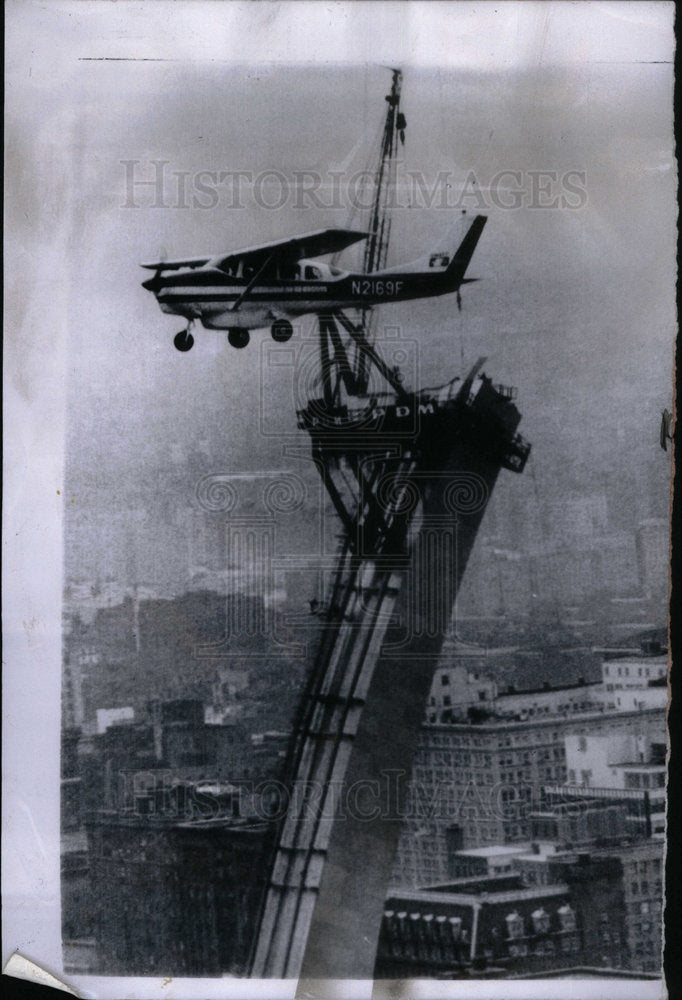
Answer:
(382, 802, 664, 978)
(392, 705, 665, 887)
(75, 699, 253, 816)
(427, 662, 602, 723)
(562, 732, 666, 836)
(377, 854, 628, 978)
(599, 839, 664, 974)
(86, 812, 269, 975)
(596, 647, 668, 713)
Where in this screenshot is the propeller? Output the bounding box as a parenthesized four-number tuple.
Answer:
(141, 246, 168, 293)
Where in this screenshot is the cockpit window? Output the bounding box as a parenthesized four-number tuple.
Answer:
(304, 265, 322, 280)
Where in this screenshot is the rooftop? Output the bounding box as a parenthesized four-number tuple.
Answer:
(498, 678, 601, 698)
(389, 884, 570, 908)
(453, 844, 531, 859)
(615, 762, 667, 770)
(427, 702, 665, 731)
(510, 967, 661, 981)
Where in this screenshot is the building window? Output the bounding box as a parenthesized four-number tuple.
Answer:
(441, 674, 450, 685)
(505, 912, 524, 939)
(531, 908, 550, 934)
(558, 905, 576, 932)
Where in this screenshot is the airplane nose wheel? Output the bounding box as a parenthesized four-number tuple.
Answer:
(228, 328, 250, 349)
(271, 319, 293, 343)
(174, 327, 195, 352)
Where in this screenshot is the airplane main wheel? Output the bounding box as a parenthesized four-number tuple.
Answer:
(228, 328, 250, 349)
(174, 330, 194, 352)
(271, 319, 293, 343)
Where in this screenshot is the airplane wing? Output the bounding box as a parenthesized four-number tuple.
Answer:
(140, 256, 212, 271)
(208, 228, 368, 272)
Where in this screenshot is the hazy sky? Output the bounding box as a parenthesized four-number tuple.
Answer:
(6, 1, 676, 592)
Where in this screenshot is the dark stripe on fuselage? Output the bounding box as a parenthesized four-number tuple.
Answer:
(156, 273, 454, 307)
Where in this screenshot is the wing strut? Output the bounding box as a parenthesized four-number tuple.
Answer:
(229, 253, 276, 313)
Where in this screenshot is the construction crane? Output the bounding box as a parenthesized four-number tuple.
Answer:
(323, 68, 406, 403)
(354, 67, 406, 394)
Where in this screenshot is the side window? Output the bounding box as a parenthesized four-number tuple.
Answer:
(305, 265, 322, 280)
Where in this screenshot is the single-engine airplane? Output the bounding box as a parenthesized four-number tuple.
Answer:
(141, 214, 486, 351)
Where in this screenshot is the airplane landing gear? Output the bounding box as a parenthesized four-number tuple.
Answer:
(228, 328, 250, 349)
(174, 327, 194, 352)
(271, 319, 293, 343)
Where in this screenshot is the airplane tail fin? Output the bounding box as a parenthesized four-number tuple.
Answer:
(443, 214, 487, 285)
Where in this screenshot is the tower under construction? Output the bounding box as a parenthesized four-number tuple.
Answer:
(249, 70, 531, 984)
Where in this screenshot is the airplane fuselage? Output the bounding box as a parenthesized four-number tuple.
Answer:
(142, 216, 487, 349)
(152, 266, 460, 331)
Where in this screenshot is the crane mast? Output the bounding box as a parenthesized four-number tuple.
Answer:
(354, 68, 405, 394)
(363, 68, 404, 276)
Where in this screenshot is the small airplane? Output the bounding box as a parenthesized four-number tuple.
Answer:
(141, 214, 487, 351)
